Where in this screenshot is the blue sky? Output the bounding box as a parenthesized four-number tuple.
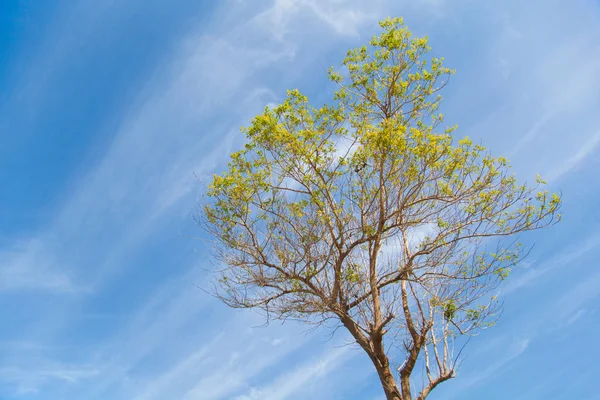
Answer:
(0, 0, 599, 399)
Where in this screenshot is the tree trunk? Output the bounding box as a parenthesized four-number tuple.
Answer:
(341, 315, 403, 399)
(374, 357, 403, 400)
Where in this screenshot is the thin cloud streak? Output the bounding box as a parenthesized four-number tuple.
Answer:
(232, 346, 353, 400)
(503, 232, 600, 295)
(544, 130, 600, 183)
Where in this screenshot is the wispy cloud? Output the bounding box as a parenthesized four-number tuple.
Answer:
(99, 279, 313, 400)
(508, 111, 551, 158)
(0, 363, 99, 396)
(544, 130, 600, 182)
(554, 272, 600, 321)
(0, 5, 293, 294)
(503, 231, 600, 294)
(0, 239, 82, 293)
(452, 337, 530, 391)
(232, 346, 352, 400)
(254, 0, 380, 40)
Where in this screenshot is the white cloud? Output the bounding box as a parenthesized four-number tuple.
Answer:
(131, 337, 218, 400)
(174, 324, 315, 400)
(0, 238, 83, 293)
(0, 363, 99, 396)
(544, 130, 600, 182)
(555, 272, 600, 319)
(0, 3, 301, 293)
(504, 232, 600, 294)
(451, 337, 530, 391)
(508, 111, 551, 158)
(255, 0, 379, 40)
(302, 0, 377, 36)
(232, 346, 352, 400)
(564, 308, 589, 327)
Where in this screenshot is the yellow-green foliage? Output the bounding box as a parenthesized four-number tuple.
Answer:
(203, 17, 560, 325)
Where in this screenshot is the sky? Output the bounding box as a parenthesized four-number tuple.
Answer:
(0, 0, 599, 399)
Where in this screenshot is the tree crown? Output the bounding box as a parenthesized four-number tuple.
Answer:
(202, 17, 560, 400)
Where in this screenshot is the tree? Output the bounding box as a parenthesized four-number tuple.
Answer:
(201, 17, 561, 400)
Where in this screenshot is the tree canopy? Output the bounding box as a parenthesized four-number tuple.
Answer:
(201, 17, 561, 400)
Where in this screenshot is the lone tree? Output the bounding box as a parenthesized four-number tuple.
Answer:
(201, 18, 560, 400)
